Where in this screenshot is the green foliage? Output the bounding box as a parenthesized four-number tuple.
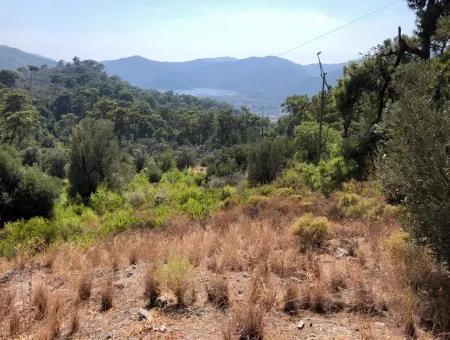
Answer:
(99, 209, 138, 236)
(176, 147, 196, 169)
(293, 121, 342, 163)
(0, 90, 40, 145)
(0, 147, 59, 225)
(379, 61, 450, 264)
(158, 150, 175, 173)
(13, 166, 59, 220)
(247, 138, 288, 185)
(90, 186, 126, 215)
(0, 70, 19, 87)
(40, 147, 68, 178)
(291, 213, 331, 250)
(68, 118, 120, 200)
(297, 157, 352, 196)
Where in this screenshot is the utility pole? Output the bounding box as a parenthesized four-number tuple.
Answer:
(316, 52, 330, 164)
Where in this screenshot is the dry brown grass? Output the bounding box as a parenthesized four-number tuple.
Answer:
(100, 282, 113, 312)
(283, 282, 299, 314)
(1, 186, 448, 339)
(0, 289, 15, 318)
(232, 303, 265, 340)
(9, 306, 20, 336)
(206, 275, 229, 309)
(77, 273, 92, 303)
(297, 280, 335, 314)
(41, 300, 61, 340)
(128, 246, 139, 265)
(32, 282, 49, 320)
(143, 270, 160, 308)
(68, 308, 80, 336)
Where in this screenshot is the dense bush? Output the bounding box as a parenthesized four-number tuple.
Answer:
(40, 148, 69, 178)
(158, 150, 175, 173)
(297, 157, 352, 196)
(379, 61, 450, 264)
(176, 147, 196, 169)
(291, 213, 331, 250)
(68, 119, 120, 200)
(293, 121, 342, 162)
(0, 147, 59, 225)
(247, 138, 287, 185)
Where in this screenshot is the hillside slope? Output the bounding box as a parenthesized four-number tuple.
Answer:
(0, 45, 56, 70)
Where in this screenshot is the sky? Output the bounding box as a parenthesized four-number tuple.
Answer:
(0, 0, 417, 64)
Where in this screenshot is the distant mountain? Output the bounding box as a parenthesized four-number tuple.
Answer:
(0, 45, 347, 116)
(0, 45, 56, 70)
(103, 56, 346, 116)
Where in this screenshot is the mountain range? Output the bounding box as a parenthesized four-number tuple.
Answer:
(0, 45, 346, 116)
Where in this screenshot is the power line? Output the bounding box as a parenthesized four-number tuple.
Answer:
(277, 0, 402, 57)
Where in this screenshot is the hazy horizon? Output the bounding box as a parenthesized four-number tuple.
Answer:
(1, 0, 416, 64)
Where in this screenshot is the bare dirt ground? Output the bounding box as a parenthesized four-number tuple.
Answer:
(0, 194, 435, 339)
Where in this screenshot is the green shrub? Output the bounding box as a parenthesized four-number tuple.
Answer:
(100, 209, 137, 236)
(158, 150, 175, 173)
(12, 166, 60, 221)
(1, 148, 59, 225)
(68, 118, 120, 201)
(298, 157, 352, 196)
(145, 160, 162, 183)
(90, 186, 125, 215)
(40, 148, 69, 178)
(126, 191, 146, 209)
(156, 256, 193, 306)
(247, 138, 287, 185)
(293, 121, 342, 163)
(378, 61, 450, 264)
(336, 192, 384, 220)
(0, 217, 56, 257)
(176, 147, 196, 170)
(291, 213, 331, 250)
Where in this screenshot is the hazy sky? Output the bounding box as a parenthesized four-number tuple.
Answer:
(0, 0, 416, 64)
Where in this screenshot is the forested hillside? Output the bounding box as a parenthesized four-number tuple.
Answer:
(0, 1, 449, 339)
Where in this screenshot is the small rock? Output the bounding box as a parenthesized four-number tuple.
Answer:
(297, 321, 305, 330)
(238, 288, 244, 294)
(137, 308, 150, 321)
(153, 324, 167, 333)
(243, 272, 251, 278)
(335, 247, 349, 258)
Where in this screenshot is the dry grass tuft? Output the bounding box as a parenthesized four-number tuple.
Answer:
(298, 281, 333, 314)
(329, 270, 348, 293)
(68, 308, 80, 336)
(0, 289, 15, 318)
(9, 306, 20, 336)
(156, 256, 193, 307)
(351, 279, 377, 314)
(206, 275, 229, 309)
(283, 283, 299, 314)
(77, 274, 92, 302)
(143, 270, 161, 308)
(33, 282, 49, 320)
(129, 247, 139, 265)
(100, 282, 113, 312)
(232, 303, 265, 340)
